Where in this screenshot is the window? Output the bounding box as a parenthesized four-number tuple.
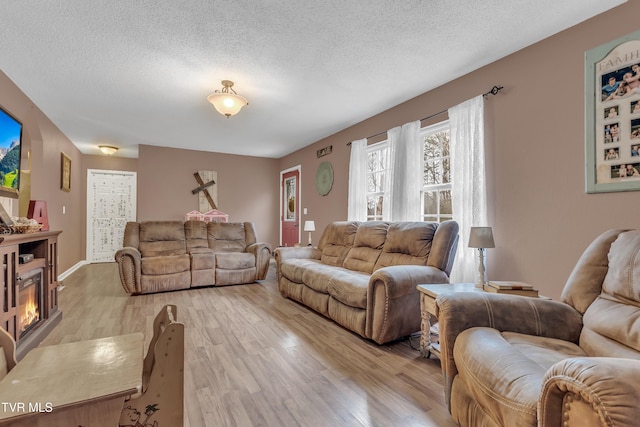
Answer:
(358, 121, 451, 223)
(366, 142, 390, 221)
(421, 121, 452, 222)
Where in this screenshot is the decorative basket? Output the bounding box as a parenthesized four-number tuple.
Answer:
(11, 224, 43, 234)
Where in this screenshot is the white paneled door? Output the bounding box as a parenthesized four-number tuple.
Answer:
(86, 169, 137, 263)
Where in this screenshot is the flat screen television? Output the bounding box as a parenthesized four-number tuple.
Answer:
(0, 105, 22, 198)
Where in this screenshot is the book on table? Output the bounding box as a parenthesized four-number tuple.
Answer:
(486, 281, 535, 290)
(484, 281, 539, 297)
(483, 286, 539, 297)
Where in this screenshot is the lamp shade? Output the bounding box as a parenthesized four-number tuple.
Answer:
(207, 80, 248, 117)
(303, 220, 316, 232)
(98, 145, 118, 155)
(207, 93, 248, 117)
(468, 227, 495, 248)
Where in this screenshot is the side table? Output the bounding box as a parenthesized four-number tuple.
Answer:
(417, 283, 483, 359)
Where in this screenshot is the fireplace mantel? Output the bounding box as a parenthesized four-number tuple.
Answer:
(0, 230, 62, 360)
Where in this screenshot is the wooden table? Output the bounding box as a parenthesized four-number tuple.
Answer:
(0, 333, 143, 426)
(417, 283, 484, 359)
(417, 283, 550, 359)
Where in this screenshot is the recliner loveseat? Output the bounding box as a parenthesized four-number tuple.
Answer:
(115, 220, 271, 294)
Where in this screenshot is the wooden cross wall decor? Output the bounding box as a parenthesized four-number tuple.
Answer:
(192, 171, 218, 211)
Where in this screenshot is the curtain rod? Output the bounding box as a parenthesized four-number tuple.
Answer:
(347, 85, 504, 146)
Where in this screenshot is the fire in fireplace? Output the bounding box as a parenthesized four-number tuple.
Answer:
(18, 268, 44, 338)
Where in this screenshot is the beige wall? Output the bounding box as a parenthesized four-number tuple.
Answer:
(279, 1, 640, 299)
(136, 145, 280, 247)
(2, 1, 639, 298)
(0, 70, 84, 273)
(81, 147, 281, 255)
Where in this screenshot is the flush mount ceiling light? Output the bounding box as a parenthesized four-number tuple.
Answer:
(98, 145, 118, 156)
(207, 80, 248, 118)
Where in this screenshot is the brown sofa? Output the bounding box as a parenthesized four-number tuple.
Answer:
(275, 220, 459, 344)
(436, 229, 640, 427)
(115, 220, 271, 294)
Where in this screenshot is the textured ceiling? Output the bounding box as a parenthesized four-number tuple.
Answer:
(0, 0, 627, 158)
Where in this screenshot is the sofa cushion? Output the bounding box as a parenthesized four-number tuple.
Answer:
(328, 297, 366, 336)
(138, 221, 187, 257)
(301, 286, 330, 315)
(215, 252, 255, 270)
(327, 269, 370, 309)
(581, 230, 640, 356)
(189, 247, 213, 255)
(140, 271, 190, 293)
(374, 222, 436, 270)
(190, 250, 214, 270)
(280, 259, 322, 284)
(343, 221, 388, 273)
(208, 222, 247, 252)
(453, 327, 586, 427)
(318, 221, 359, 267)
(302, 263, 344, 294)
(216, 267, 256, 285)
(185, 220, 209, 250)
(601, 230, 640, 302)
(141, 254, 191, 275)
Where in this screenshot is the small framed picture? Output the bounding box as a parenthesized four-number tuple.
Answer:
(604, 147, 620, 161)
(61, 152, 71, 192)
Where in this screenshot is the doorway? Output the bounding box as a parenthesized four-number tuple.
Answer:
(86, 169, 137, 263)
(280, 166, 300, 247)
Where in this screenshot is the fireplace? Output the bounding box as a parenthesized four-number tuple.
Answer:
(0, 231, 62, 361)
(17, 268, 44, 338)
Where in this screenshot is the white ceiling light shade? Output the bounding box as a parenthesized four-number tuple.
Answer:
(207, 80, 248, 118)
(98, 145, 118, 155)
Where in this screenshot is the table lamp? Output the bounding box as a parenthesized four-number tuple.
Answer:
(303, 220, 316, 246)
(468, 226, 495, 288)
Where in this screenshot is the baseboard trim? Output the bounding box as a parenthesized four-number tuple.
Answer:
(58, 260, 89, 283)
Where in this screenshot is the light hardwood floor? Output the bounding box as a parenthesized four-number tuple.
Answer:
(40, 261, 456, 427)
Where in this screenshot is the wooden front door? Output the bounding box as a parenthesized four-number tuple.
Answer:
(281, 169, 300, 247)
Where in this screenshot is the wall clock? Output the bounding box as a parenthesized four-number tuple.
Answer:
(315, 161, 334, 196)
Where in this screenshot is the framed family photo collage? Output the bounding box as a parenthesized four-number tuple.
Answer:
(586, 29, 640, 193)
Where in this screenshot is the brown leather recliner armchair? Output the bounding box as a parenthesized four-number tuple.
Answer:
(436, 229, 640, 427)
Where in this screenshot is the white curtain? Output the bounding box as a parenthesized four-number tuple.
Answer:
(347, 138, 368, 221)
(449, 95, 487, 283)
(388, 120, 421, 221)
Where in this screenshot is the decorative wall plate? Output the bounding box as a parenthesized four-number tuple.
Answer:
(315, 161, 333, 196)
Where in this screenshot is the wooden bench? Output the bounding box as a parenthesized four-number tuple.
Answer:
(119, 304, 185, 427)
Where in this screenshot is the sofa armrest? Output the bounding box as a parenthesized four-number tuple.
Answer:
(435, 292, 583, 410)
(246, 242, 272, 280)
(540, 357, 640, 427)
(274, 246, 321, 283)
(115, 246, 142, 294)
(366, 265, 450, 344)
(274, 246, 321, 263)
